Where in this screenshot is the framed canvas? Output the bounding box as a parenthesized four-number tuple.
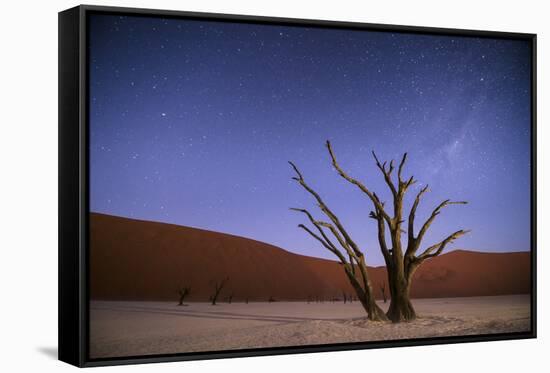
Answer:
(58, 4, 537, 367)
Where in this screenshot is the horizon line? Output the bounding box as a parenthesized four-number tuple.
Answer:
(89, 210, 531, 262)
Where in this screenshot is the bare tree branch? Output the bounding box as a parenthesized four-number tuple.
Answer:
(397, 153, 408, 183)
(291, 208, 338, 251)
(291, 208, 357, 275)
(416, 229, 471, 261)
(314, 219, 373, 301)
(405, 175, 416, 188)
(297, 224, 346, 263)
(414, 200, 468, 253)
(406, 184, 429, 255)
(289, 161, 365, 259)
(372, 151, 398, 198)
(371, 209, 391, 262)
(315, 221, 358, 259)
(288, 160, 304, 180)
(325, 141, 393, 225)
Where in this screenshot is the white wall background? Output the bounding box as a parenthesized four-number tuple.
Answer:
(0, 0, 547, 371)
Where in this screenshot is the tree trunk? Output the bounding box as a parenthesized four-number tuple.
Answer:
(362, 296, 387, 321)
(178, 287, 189, 306)
(345, 271, 387, 321)
(386, 270, 416, 322)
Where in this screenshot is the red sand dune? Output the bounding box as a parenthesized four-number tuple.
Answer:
(90, 213, 531, 301)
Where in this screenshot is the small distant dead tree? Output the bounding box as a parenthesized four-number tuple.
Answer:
(380, 283, 387, 303)
(290, 141, 469, 322)
(210, 277, 229, 305)
(177, 286, 191, 306)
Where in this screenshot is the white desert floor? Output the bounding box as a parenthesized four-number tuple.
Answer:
(89, 295, 530, 359)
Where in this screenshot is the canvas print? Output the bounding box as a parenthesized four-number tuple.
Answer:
(88, 14, 532, 359)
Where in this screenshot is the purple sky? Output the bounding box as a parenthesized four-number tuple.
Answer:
(89, 14, 532, 265)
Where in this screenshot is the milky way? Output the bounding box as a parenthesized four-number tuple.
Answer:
(89, 14, 532, 265)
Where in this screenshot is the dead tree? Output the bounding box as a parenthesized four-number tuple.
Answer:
(289, 160, 387, 321)
(290, 141, 469, 322)
(380, 283, 387, 303)
(210, 278, 228, 305)
(177, 286, 191, 306)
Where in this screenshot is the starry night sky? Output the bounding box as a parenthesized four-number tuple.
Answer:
(89, 14, 532, 265)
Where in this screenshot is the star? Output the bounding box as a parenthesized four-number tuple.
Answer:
(88, 14, 532, 264)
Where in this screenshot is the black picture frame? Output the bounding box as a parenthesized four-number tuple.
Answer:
(59, 4, 537, 368)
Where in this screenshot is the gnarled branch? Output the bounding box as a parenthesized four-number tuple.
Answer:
(291, 208, 339, 254)
(296, 223, 347, 264)
(371, 208, 391, 262)
(397, 153, 408, 183)
(416, 229, 471, 261)
(414, 200, 468, 253)
(406, 184, 429, 256)
(291, 207, 356, 274)
(325, 141, 393, 226)
(289, 160, 365, 258)
(372, 151, 398, 198)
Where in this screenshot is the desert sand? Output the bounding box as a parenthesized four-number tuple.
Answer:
(90, 295, 530, 358)
(89, 213, 532, 358)
(90, 213, 531, 301)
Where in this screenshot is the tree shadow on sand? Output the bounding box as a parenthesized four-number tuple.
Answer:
(91, 304, 350, 323)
